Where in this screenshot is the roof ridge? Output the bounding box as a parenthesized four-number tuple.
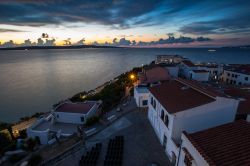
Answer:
(175, 78, 217, 99)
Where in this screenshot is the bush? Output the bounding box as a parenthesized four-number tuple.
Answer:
(85, 116, 100, 127)
(28, 154, 42, 166)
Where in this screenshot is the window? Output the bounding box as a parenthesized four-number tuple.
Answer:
(163, 135, 167, 149)
(227, 73, 230, 76)
(239, 82, 242, 85)
(160, 110, 164, 121)
(151, 97, 153, 106)
(226, 79, 229, 83)
(57, 114, 59, 118)
(165, 114, 169, 128)
(142, 100, 148, 106)
(245, 77, 249, 81)
(153, 100, 156, 109)
(232, 74, 234, 77)
(81, 117, 84, 122)
(235, 75, 238, 78)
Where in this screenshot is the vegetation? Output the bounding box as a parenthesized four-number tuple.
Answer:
(28, 154, 42, 166)
(71, 67, 141, 113)
(85, 116, 100, 127)
(0, 129, 13, 155)
(20, 112, 45, 122)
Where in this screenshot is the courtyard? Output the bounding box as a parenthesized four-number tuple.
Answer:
(56, 109, 171, 166)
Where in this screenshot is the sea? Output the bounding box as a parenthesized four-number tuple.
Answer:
(0, 47, 250, 122)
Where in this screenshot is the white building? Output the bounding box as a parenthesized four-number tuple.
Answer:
(179, 60, 197, 79)
(147, 78, 239, 165)
(179, 60, 222, 81)
(134, 85, 149, 107)
(221, 64, 250, 85)
(155, 55, 185, 64)
(162, 64, 179, 78)
(27, 101, 101, 144)
(179, 120, 250, 166)
(189, 70, 209, 81)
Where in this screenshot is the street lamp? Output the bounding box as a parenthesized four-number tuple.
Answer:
(130, 74, 135, 80)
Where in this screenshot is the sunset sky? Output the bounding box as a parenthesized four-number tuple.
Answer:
(0, 0, 250, 47)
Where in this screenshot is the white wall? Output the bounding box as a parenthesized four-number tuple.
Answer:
(190, 71, 209, 81)
(171, 97, 238, 142)
(134, 87, 149, 107)
(148, 93, 179, 163)
(221, 70, 250, 85)
(27, 119, 49, 144)
(165, 66, 179, 77)
(55, 103, 98, 124)
(148, 92, 238, 164)
(178, 134, 209, 166)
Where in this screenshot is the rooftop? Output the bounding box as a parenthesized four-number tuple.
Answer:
(184, 120, 250, 166)
(55, 102, 95, 114)
(33, 120, 78, 134)
(149, 79, 216, 114)
(182, 60, 196, 67)
(192, 70, 209, 73)
(140, 65, 170, 84)
(135, 86, 149, 93)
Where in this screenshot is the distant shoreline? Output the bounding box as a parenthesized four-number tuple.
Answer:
(0, 45, 118, 50)
(0, 45, 249, 51)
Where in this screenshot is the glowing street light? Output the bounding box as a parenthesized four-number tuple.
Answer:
(130, 74, 135, 80)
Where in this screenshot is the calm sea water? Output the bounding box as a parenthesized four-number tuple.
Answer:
(0, 48, 250, 122)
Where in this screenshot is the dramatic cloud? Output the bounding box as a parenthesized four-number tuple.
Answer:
(0, 34, 212, 48)
(0, 28, 26, 32)
(75, 38, 85, 45)
(102, 35, 212, 47)
(179, 15, 250, 35)
(0, 0, 165, 28)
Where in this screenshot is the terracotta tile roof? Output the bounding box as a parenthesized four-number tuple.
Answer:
(55, 102, 95, 114)
(182, 60, 196, 67)
(140, 66, 170, 84)
(149, 79, 215, 114)
(183, 120, 250, 166)
(192, 70, 209, 73)
(177, 78, 225, 97)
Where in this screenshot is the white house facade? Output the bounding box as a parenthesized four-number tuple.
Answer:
(147, 78, 239, 165)
(27, 101, 101, 144)
(134, 86, 149, 107)
(221, 67, 250, 85)
(189, 70, 209, 81)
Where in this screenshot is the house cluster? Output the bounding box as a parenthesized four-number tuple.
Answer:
(134, 55, 250, 166)
(27, 100, 101, 144)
